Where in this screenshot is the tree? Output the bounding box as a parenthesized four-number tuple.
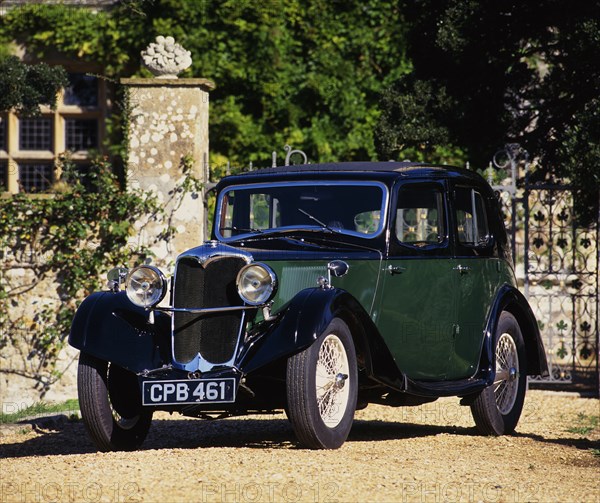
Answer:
(0, 56, 67, 115)
(375, 0, 600, 223)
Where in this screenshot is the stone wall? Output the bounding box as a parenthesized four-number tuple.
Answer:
(0, 270, 80, 413)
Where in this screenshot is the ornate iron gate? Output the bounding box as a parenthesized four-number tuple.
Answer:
(524, 181, 599, 390)
(490, 146, 599, 393)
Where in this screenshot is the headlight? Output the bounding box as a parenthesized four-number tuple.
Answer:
(236, 263, 277, 306)
(125, 265, 167, 308)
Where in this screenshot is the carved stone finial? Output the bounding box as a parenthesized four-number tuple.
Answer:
(141, 36, 192, 78)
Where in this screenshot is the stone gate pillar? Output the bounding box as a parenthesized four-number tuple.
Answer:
(120, 76, 215, 266)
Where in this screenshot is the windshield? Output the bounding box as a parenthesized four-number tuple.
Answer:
(215, 181, 388, 241)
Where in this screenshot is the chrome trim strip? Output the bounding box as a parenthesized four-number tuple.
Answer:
(157, 305, 259, 314)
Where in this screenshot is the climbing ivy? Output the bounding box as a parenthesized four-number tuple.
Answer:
(0, 56, 68, 116)
(0, 157, 202, 393)
(0, 158, 151, 391)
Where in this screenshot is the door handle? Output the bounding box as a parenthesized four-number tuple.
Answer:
(453, 264, 471, 274)
(387, 264, 406, 275)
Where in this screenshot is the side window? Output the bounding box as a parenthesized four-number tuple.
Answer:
(455, 187, 490, 246)
(395, 185, 445, 246)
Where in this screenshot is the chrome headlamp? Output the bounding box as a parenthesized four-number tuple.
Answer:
(236, 263, 277, 306)
(125, 265, 167, 308)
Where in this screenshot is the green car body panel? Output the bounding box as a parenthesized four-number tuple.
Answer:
(267, 258, 383, 316)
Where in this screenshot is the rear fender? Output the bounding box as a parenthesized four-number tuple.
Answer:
(482, 284, 549, 378)
(69, 292, 171, 373)
(238, 288, 405, 390)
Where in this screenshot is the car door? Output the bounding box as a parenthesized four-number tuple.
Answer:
(447, 184, 499, 379)
(375, 180, 456, 380)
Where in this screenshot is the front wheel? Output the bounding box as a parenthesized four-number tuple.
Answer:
(78, 352, 152, 451)
(470, 311, 527, 435)
(286, 318, 357, 449)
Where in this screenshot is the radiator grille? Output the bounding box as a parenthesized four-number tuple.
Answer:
(173, 257, 246, 364)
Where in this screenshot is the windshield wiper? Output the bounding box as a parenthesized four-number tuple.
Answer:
(297, 208, 337, 233)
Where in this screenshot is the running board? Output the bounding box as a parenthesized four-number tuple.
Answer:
(405, 377, 490, 398)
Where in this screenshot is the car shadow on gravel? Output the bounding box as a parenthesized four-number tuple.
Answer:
(349, 419, 476, 441)
(513, 432, 600, 453)
(1, 416, 479, 457)
(0, 419, 97, 458)
(3, 416, 596, 457)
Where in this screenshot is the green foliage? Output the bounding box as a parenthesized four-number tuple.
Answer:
(375, 76, 466, 165)
(0, 3, 146, 76)
(0, 0, 411, 167)
(0, 158, 162, 392)
(0, 56, 68, 115)
(376, 1, 600, 222)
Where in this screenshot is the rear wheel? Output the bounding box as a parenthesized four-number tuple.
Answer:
(286, 318, 357, 449)
(470, 312, 527, 435)
(78, 352, 152, 451)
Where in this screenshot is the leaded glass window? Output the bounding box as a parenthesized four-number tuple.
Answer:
(19, 117, 52, 150)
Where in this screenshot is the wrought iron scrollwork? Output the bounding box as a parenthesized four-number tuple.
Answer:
(490, 144, 598, 389)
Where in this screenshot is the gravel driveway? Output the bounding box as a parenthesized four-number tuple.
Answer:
(1, 390, 598, 503)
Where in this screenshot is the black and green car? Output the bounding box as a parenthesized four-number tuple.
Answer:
(69, 162, 548, 451)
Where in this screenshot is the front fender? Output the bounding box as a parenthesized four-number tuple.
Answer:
(69, 291, 170, 373)
(238, 288, 405, 390)
(482, 284, 549, 379)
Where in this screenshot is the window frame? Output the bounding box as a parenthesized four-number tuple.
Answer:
(215, 180, 390, 242)
(0, 66, 106, 194)
(388, 180, 451, 258)
(452, 184, 495, 257)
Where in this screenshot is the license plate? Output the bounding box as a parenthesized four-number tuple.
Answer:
(142, 378, 237, 406)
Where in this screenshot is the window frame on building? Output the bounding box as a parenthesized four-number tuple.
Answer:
(0, 66, 107, 194)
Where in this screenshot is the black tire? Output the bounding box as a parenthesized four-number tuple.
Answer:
(286, 318, 357, 449)
(78, 352, 152, 451)
(470, 311, 527, 435)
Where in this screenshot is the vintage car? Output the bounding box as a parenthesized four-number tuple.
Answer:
(69, 161, 548, 451)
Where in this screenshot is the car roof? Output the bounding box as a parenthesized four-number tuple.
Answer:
(215, 161, 491, 191)
(235, 161, 452, 174)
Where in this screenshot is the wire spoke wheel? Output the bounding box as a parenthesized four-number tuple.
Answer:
(315, 334, 350, 427)
(286, 318, 357, 449)
(494, 333, 519, 415)
(470, 312, 527, 435)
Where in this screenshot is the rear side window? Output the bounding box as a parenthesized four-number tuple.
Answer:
(455, 187, 490, 246)
(395, 185, 445, 247)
